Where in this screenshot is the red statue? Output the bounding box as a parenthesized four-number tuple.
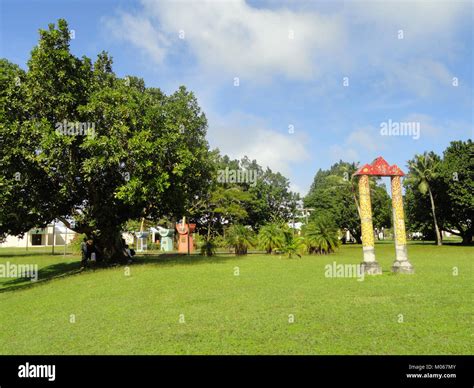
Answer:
(176, 217, 196, 254)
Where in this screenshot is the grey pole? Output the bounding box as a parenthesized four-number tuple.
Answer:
(64, 223, 67, 257)
(52, 222, 56, 255)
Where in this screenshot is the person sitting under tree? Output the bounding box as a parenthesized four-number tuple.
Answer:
(80, 237, 88, 269)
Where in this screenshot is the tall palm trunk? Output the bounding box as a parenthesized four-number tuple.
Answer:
(428, 187, 442, 246)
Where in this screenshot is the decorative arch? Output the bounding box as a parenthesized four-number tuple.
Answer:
(354, 157, 414, 274)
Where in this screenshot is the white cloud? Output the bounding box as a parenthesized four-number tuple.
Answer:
(347, 1, 468, 42)
(104, 0, 470, 93)
(347, 128, 384, 152)
(403, 113, 441, 138)
(207, 111, 310, 176)
(330, 126, 387, 164)
(107, 0, 345, 80)
(329, 144, 360, 164)
(383, 59, 455, 98)
(340, 1, 470, 98)
(101, 0, 472, 193)
(289, 182, 309, 197)
(103, 12, 170, 64)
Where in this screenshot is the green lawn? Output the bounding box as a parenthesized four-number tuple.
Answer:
(0, 243, 472, 355)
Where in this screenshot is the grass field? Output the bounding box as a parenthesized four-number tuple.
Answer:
(0, 242, 472, 355)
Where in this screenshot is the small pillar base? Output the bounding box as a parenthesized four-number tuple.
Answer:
(391, 260, 414, 274)
(361, 261, 382, 275)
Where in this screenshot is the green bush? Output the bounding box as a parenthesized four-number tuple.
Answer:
(280, 231, 306, 258)
(200, 238, 217, 256)
(148, 242, 160, 250)
(69, 233, 87, 254)
(303, 216, 340, 254)
(257, 223, 285, 254)
(226, 224, 255, 255)
(212, 235, 227, 248)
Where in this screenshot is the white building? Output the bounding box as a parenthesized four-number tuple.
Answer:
(0, 223, 77, 248)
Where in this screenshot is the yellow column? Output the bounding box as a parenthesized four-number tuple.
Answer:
(390, 176, 414, 273)
(358, 175, 381, 274)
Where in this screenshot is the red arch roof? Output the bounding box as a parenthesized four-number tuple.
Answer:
(353, 157, 405, 176)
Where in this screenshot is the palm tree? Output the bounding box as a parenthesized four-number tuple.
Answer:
(200, 237, 217, 257)
(304, 217, 340, 254)
(226, 224, 255, 255)
(406, 152, 442, 245)
(257, 223, 285, 254)
(281, 233, 306, 258)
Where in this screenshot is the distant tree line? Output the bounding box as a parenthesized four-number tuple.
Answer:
(303, 140, 473, 246)
(404, 141, 473, 245)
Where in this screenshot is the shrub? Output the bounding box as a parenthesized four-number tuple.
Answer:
(148, 242, 160, 251)
(212, 235, 227, 248)
(304, 217, 340, 254)
(226, 224, 255, 255)
(257, 223, 285, 254)
(69, 233, 87, 254)
(280, 232, 306, 258)
(200, 238, 217, 257)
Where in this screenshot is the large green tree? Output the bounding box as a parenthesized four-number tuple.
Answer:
(304, 161, 392, 243)
(405, 185, 437, 241)
(438, 140, 474, 244)
(405, 152, 443, 245)
(240, 157, 300, 228)
(189, 153, 299, 236)
(404, 141, 472, 245)
(0, 20, 212, 260)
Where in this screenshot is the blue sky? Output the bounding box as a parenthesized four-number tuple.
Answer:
(1, 0, 473, 195)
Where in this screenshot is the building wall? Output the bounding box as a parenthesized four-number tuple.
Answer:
(0, 226, 76, 248)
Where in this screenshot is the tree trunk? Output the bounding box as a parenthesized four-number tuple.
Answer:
(95, 230, 127, 263)
(353, 231, 362, 244)
(461, 231, 473, 245)
(207, 211, 214, 240)
(443, 227, 473, 245)
(428, 187, 442, 246)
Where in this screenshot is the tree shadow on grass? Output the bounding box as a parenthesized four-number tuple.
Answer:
(0, 253, 244, 294)
(0, 251, 75, 258)
(407, 241, 471, 246)
(133, 253, 243, 267)
(0, 261, 83, 293)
